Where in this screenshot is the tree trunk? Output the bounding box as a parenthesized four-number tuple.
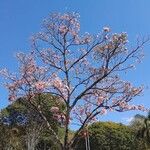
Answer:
(63, 107, 71, 150)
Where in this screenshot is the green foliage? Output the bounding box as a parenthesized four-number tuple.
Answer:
(0, 93, 65, 150)
(75, 122, 146, 150)
(0, 123, 25, 150)
(1, 95, 148, 150)
(130, 112, 150, 149)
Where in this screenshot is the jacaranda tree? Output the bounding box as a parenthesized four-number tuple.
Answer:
(0, 12, 148, 150)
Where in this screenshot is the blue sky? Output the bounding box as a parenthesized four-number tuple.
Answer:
(0, 0, 150, 124)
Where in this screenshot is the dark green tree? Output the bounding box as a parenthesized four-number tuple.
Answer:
(130, 112, 150, 149)
(0, 93, 65, 150)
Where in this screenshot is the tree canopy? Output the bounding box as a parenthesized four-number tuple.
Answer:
(0, 94, 65, 150)
(75, 121, 146, 150)
(0, 12, 148, 150)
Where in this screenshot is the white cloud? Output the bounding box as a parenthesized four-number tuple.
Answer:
(121, 116, 134, 124)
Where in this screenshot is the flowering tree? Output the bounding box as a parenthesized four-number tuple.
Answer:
(0, 12, 148, 150)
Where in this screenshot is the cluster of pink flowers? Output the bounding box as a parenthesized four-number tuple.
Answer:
(50, 106, 66, 125)
(129, 105, 146, 111)
(73, 104, 94, 124)
(5, 79, 26, 101)
(118, 101, 129, 110)
(131, 87, 141, 95)
(112, 33, 128, 44)
(100, 108, 107, 115)
(59, 25, 68, 35)
(52, 77, 63, 89)
(43, 12, 80, 42)
(7, 82, 17, 91)
(17, 53, 37, 75)
(97, 96, 105, 105)
(50, 76, 70, 100)
(24, 63, 36, 75)
(9, 95, 16, 101)
(34, 81, 47, 91)
(118, 100, 146, 111)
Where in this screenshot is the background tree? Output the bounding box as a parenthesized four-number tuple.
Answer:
(0, 94, 65, 150)
(75, 122, 146, 150)
(0, 12, 148, 150)
(0, 121, 25, 150)
(130, 112, 150, 149)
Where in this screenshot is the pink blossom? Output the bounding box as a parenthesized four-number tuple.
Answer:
(53, 77, 63, 88)
(34, 81, 46, 91)
(131, 87, 140, 95)
(8, 94, 17, 101)
(100, 108, 107, 115)
(97, 96, 104, 105)
(59, 25, 68, 34)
